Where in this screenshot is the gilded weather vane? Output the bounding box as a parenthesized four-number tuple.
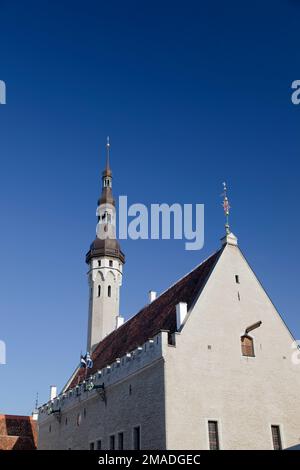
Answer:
(222, 181, 231, 235)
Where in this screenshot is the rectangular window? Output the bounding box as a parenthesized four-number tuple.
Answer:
(133, 426, 141, 450)
(235, 275, 240, 284)
(208, 421, 219, 450)
(109, 435, 115, 450)
(97, 439, 102, 450)
(118, 432, 124, 450)
(271, 425, 282, 450)
(89, 442, 94, 450)
(109, 260, 113, 267)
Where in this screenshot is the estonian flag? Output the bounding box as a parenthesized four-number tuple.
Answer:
(86, 352, 93, 369)
(80, 352, 93, 369)
(80, 354, 87, 368)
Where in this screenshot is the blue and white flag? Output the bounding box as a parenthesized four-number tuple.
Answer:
(80, 354, 87, 368)
(86, 352, 93, 369)
(80, 352, 93, 369)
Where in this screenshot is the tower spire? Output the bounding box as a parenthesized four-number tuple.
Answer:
(103, 136, 112, 177)
(86, 139, 125, 351)
(222, 181, 231, 235)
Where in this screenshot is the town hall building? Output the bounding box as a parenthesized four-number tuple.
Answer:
(38, 141, 300, 450)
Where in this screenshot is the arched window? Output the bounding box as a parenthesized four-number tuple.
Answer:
(97, 285, 101, 297)
(108, 285, 111, 297)
(241, 335, 255, 357)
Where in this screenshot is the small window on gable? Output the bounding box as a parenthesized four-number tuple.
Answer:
(241, 335, 255, 357)
(109, 260, 113, 267)
(235, 275, 240, 284)
(108, 285, 111, 297)
(98, 285, 101, 297)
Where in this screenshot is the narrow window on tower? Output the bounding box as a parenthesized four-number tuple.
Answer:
(235, 275, 240, 284)
(98, 260, 101, 267)
(109, 260, 113, 267)
(271, 425, 282, 450)
(98, 285, 101, 297)
(108, 285, 111, 297)
(241, 335, 255, 357)
(208, 421, 219, 450)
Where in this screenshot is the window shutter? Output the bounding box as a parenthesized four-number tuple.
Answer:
(241, 335, 255, 357)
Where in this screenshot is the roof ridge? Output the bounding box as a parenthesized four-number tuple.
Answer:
(91, 248, 223, 358)
(67, 246, 223, 390)
(148, 248, 223, 305)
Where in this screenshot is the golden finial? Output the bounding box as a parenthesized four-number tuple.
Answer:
(222, 181, 231, 235)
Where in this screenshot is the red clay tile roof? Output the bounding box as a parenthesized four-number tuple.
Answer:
(68, 248, 222, 389)
(0, 415, 37, 450)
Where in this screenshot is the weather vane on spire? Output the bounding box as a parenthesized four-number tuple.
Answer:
(222, 182, 231, 235)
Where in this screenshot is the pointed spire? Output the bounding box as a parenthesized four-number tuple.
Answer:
(99, 137, 114, 207)
(222, 181, 231, 235)
(103, 136, 112, 177)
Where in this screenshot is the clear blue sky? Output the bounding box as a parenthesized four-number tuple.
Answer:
(0, 0, 299, 415)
